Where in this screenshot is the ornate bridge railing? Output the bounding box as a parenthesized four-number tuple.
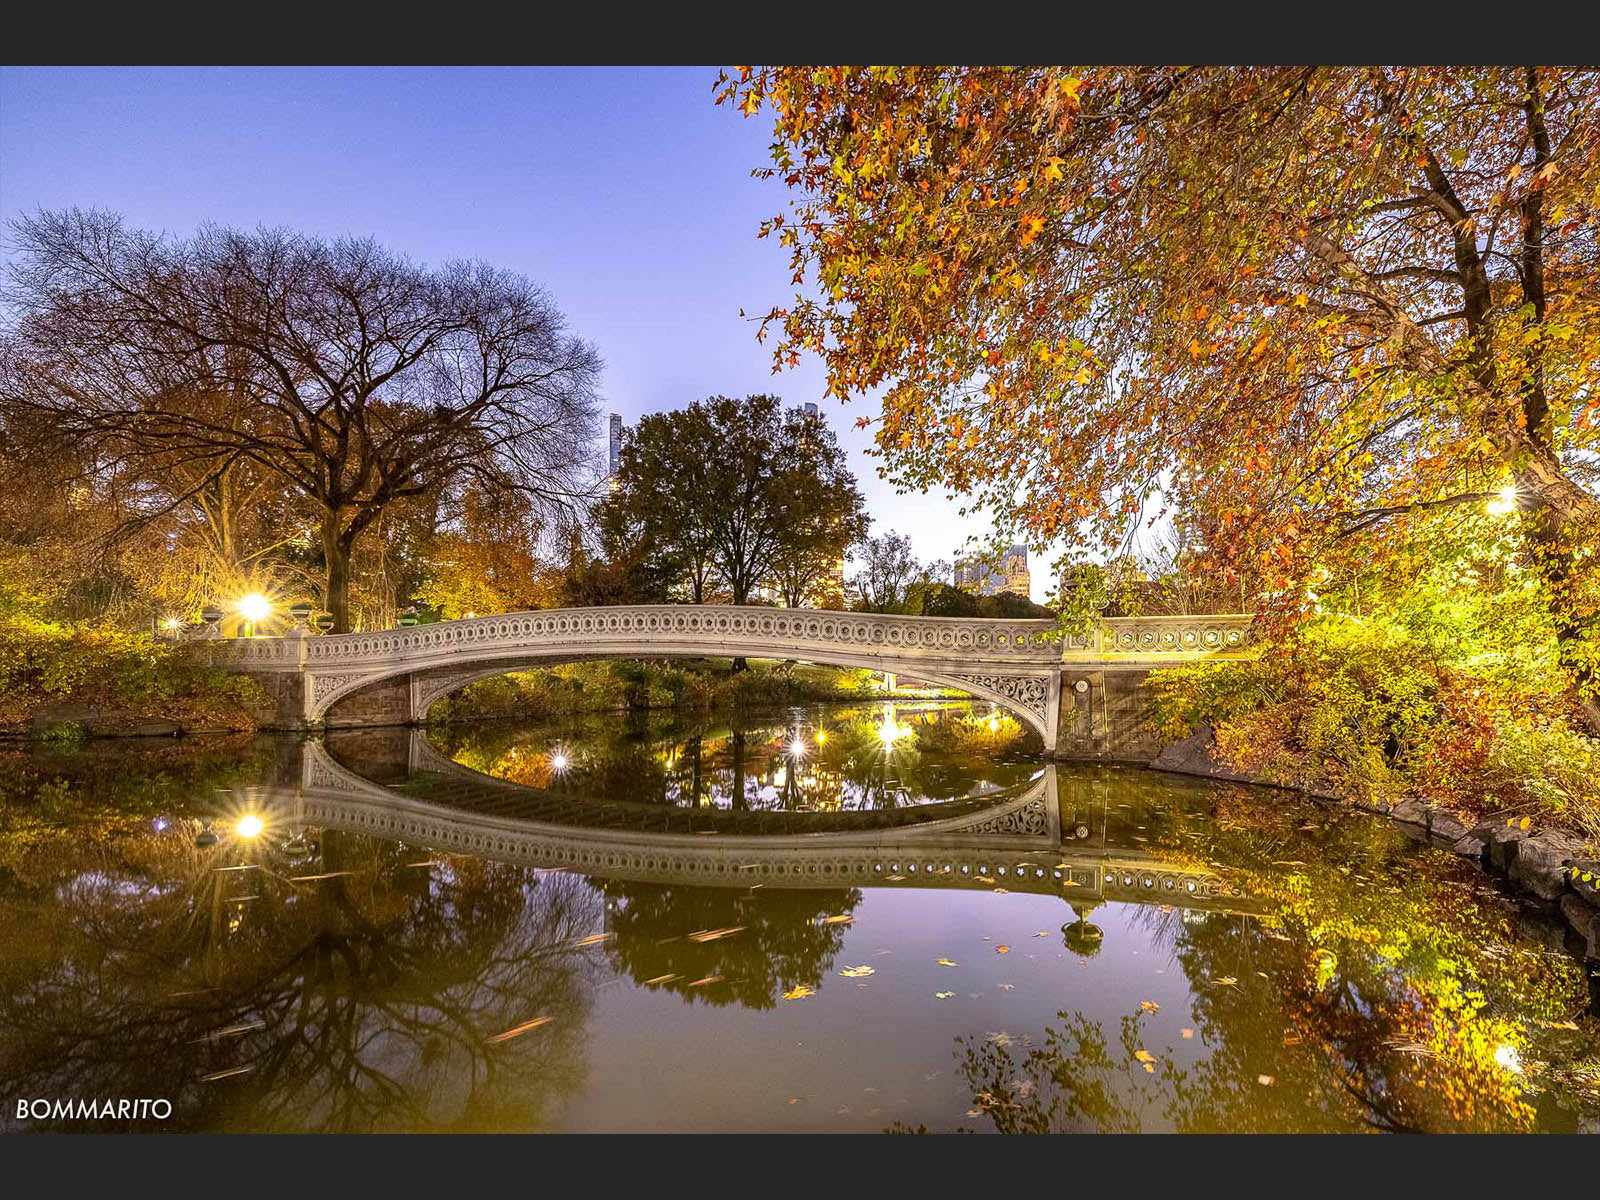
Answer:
(212, 605, 1258, 741)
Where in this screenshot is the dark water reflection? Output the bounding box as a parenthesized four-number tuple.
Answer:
(429, 699, 1042, 814)
(1, 704, 1597, 1133)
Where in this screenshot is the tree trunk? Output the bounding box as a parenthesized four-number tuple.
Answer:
(321, 512, 354, 634)
(731, 730, 746, 811)
(1519, 489, 1600, 734)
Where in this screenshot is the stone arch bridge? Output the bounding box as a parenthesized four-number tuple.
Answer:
(219, 604, 1254, 757)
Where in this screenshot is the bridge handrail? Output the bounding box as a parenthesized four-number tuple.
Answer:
(210, 604, 1258, 669)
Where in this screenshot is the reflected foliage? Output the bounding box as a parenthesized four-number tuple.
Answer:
(600, 882, 861, 1010)
(435, 700, 1039, 813)
(0, 792, 602, 1132)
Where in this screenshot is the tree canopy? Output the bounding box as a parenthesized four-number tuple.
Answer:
(601, 394, 867, 606)
(718, 65, 1600, 726)
(2, 211, 601, 631)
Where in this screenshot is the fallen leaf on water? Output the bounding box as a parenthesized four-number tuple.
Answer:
(1140, 1001, 1160, 1013)
(818, 914, 853, 926)
(839, 965, 875, 978)
(688, 975, 723, 987)
(190, 1020, 265, 1042)
(935, 991, 954, 999)
(782, 984, 816, 1000)
(997, 983, 1015, 991)
(977, 876, 995, 884)
(995, 945, 1011, 955)
(993, 888, 1009, 894)
(572, 932, 614, 947)
(987, 1032, 1014, 1047)
(1141, 1062, 1155, 1074)
(488, 1016, 553, 1043)
(1180, 1029, 1194, 1039)
(643, 973, 681, 986)
(1033, 931, 1049, 937)
(887, 874, 906, 881)
(1258, 1075, 1275, 1086)
(788, 1097, 802, 1105)
(1212, 976, 1238, 987)
(200, 1066, 252, 1082)
(936, 958, 959, 967)
(687, 926, 745, 943)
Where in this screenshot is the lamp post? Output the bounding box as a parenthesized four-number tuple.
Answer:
(236, 593, 271, 638)
(199, 605, 224, 640)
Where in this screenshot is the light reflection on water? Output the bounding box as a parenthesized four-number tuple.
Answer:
(0, 701, 1596, 1133)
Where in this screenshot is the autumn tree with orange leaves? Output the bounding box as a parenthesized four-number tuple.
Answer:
(718, 66, 1600, 729)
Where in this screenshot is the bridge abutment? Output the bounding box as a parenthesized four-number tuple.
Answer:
(1052, 669, 1164, 762)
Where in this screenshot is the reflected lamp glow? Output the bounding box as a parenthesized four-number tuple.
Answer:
(877, 711, 907, 746)
(549, 751, 570, 774)
(1494, 1043, 1522, 1074)
(235, 813, 264, 839)
(788, 736, 807, 759)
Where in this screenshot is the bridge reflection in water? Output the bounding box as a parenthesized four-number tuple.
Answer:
(256, 732, 1267, 921)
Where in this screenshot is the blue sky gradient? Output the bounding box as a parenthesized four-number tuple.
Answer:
(0, 65, 1051, 598)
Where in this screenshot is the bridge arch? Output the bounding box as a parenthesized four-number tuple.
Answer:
(218, 604, 1259, 755)
(320, 646, 1057, 747)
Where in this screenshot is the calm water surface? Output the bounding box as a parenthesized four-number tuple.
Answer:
(2, 700, 1597, 1133)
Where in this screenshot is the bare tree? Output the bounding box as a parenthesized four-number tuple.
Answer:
(3, 211, 602, 630)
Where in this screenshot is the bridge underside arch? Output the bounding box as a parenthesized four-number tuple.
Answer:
(316, 646, 1058, 748)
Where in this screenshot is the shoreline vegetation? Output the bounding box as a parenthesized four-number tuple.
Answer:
(426, 658, 890, 725)
(0, 615, 268, 742)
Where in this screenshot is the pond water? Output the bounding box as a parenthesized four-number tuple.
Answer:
(2, 699, 1597, 1133)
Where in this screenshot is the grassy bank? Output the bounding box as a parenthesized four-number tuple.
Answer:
(0, 615, 267, 740)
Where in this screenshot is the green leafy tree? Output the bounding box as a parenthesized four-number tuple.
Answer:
(603, 395, 867, 607)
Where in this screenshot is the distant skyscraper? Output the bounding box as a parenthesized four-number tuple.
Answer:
(954, 545, 1031, 598)
(607, 413, 623, 487)
(802, 401, 819, 417)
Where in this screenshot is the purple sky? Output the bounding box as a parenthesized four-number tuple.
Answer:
(0, 65, 1053, 600)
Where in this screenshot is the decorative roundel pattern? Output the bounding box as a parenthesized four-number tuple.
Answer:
(216, 605, 1256, 685)
(253, 605, 1063, 667)
(302, 799, 1222, 899)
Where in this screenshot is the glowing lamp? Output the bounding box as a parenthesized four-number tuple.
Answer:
(237, 593, 271, 623)
(235, 814, 264, 839)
